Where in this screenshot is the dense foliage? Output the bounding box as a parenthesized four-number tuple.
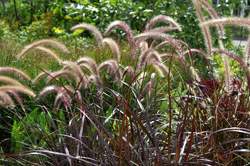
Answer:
(0, 0, 244, 46)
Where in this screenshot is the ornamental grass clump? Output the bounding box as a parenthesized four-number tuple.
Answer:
(0, 2, 250, 165)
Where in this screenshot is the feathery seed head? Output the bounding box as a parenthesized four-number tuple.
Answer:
(0, 76, 25, 87)
(62, 61, 88, 87)
(0, 85, 35, 97)
(122, 66, 136, 79)
(104, 21, 135, 47)
(201, 17, 250, 29)
(77, 57, 98, 75)
(32, 71, 48, 84)
(46, 70, 79, 85)
(152, 61, 171, 78)
(138, 49, 162, 68)
(145, 15, 182, 32)
(135, 32, 183, 54)
(17, 39, 69, 59)
(35, 46, 63, 64)
(139, 41, 149, 53)
(102, 38, 121, 62)
(0, 92, 15, 108)
(0, 67, 31, 81)
(98, 59, 121, 81)
(71, 23, 103, 47)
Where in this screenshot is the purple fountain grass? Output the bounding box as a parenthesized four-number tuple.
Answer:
(0, 67, 31, 81)
(77, 57, 99, 75)
(62, 61, 88, 88)
(135, 32, 183, 54)
(182, 48, 211, 67)
(71, 23, 104, 47)
(53, 89, 72, 111)
(151, 60, 171, 78)
(201, 17, 250, 28)
(145, 15, 182, 32)
(7, 91, 25, 110)
(146, 26, 181, 34)
(0, 92, 15, 108)
(38, 85, 74, 99)
(46, 70, 80, 85)
(193, 0, 231, 91)
(32, 70, 49, 84)
(16, 39, 69, 59)
(140, 73, 156, 98)
(102, 38, 121, 62)
(98, 59, 121, 81)
(88, 74, 103, 86)
(192, 0, 213, 54)
(122, 66, 136, 80)
(201, 17, 250, 66)
(0, 76, 25, 87)
(104, 21, 136, 58)
(182, 48, 209, 59)
(0, 85, 35, 97)
(199, 0, 225, 37)
(139, 41, 149, 53)
(137, 48, 162, 69)
(38, 85, 62, 98)
(35, 46, 63, 64)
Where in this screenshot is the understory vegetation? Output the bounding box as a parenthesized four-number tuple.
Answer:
(0, 0, 250, 165)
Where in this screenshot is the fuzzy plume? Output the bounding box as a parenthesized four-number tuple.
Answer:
(151, 61, 171, 78)
(62, 61, 88, 87)
(201, 17, 250, 29)
(104, 21, 136, 57)
(140, 73, 156, 98)
(39, 85, 74, 97)
(71, 23, 103, 47)
(35, 46, 63, 64)
(145, 15, 182, 32)
(38, 85, 61, 98)
(0, 92, 15, 108)
(193, 0, 231, 90)
(77, 57, 98, 75)
(122, 66, 136, 79)
(7, 91, 25, 110)
(182, 48, 209, 59)
(190, 66, 201, 82)
(17, 39, 69, 59)
(138, 49, 162, 68)
(102, 38, 121, 61)
(53, 89, 72, 111)
(104, 21, 134, 44)
(139, 41, 149, 53)
(98, 59, 121, 81)
(147, 27, 181, 34)
(0, 67, 31, 81)
(0, 85, 35, 97)
(46, 70, 79, 85)
(192, 0, 213, 54)
(0, 76, 24, 87)
(32, 70, 49, 84)
(88, 75, 103, 86)
(135, 32, 183, 54)
(199, 0, 225, 37)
